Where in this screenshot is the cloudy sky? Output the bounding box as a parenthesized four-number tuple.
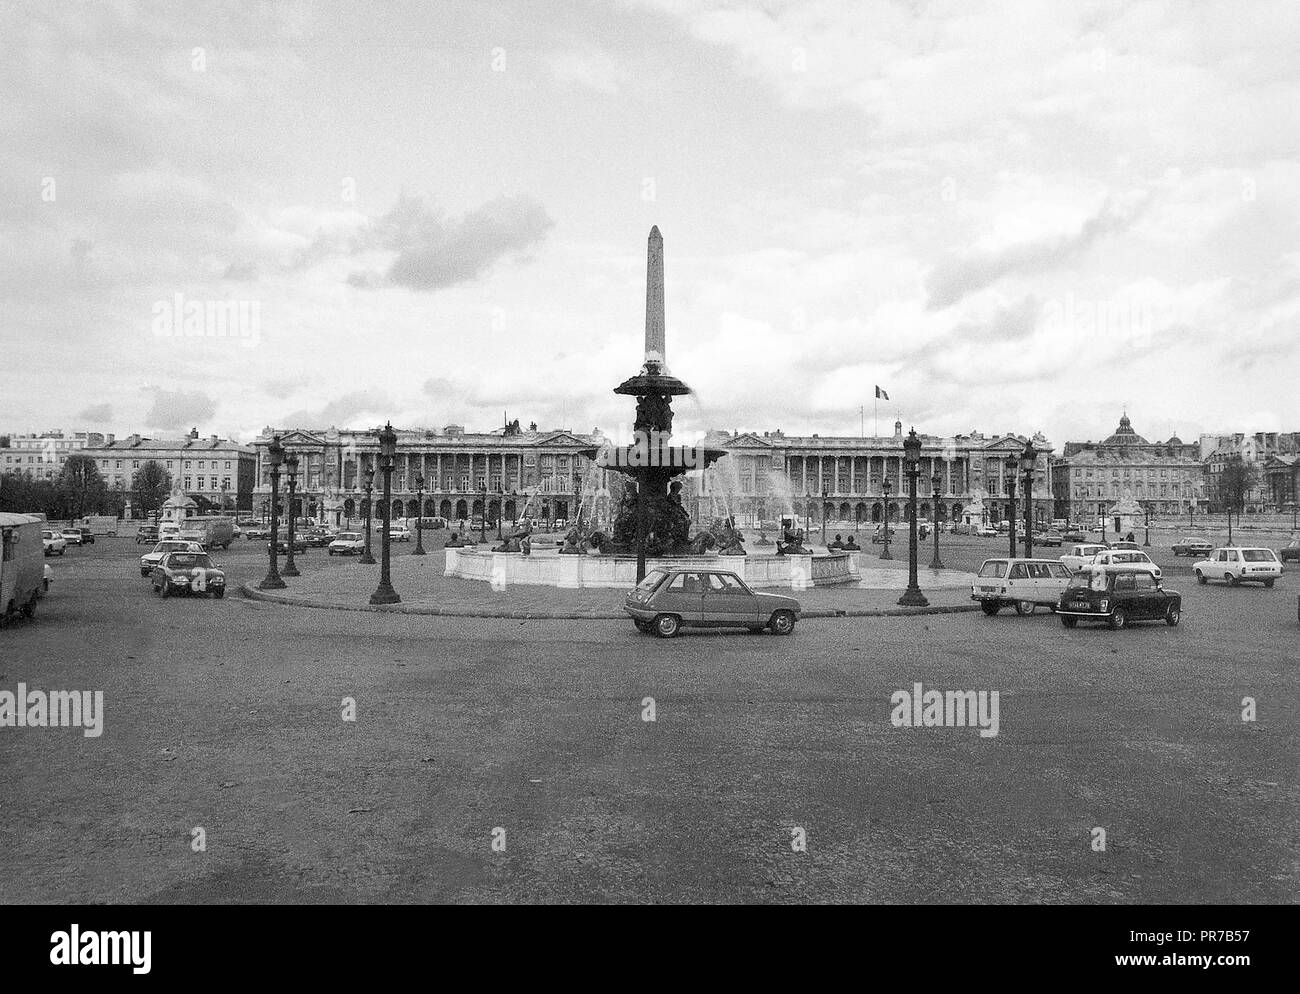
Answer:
(3, 0, 1299, 449)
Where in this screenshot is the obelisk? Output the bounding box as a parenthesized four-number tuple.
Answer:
(644, 225, 665, 369)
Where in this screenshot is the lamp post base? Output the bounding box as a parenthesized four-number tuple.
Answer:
(258, 572, 286, 590)
(412, 544, 426, 556)
(897, 586, 929, 607)
(879, 544, 893, 560)
(369, 583, 401, 605)
(359, 553, 376, 565)
(282, 561, 300, 577)
(929, 555, 944, 570)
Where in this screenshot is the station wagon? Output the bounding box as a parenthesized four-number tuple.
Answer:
(624, 568, 801, 637)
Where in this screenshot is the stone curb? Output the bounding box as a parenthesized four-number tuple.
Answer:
(239, 582, 980, 620)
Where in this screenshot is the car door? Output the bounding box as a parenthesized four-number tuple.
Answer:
(703, 572, 751, 626)
(1131, 571, 1158, 618)
(656, 572, 705, 624)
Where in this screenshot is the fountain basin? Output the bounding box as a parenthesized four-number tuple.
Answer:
(445, 547, 860, 589)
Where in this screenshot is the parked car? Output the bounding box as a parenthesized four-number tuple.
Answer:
(301, 529, 333, 548)
(42, 530, 67, 557)
(328, 532, 366, 556)
(59, 527, 84, 546)
(270, 537, 308, 554)
(244, 526, 270, 541)
(389, 524, 411, 542)
(1110, 540, 1143, 551)
(1059, 543, 1109, 572)
(1192, 547, 1284, 587)
(150, 551, 227, 599)
(1056, 566, 1181, 629)
(140, 540, 205, 576)
(1089, 548, 1162, 580)
(1061, 526, 1088, 542)
(624, 567, 801, 637)
(977, 525, 998, 537)
(136, 525, 160, 545)
(1279, 537, 1300, 563)
(1171, 536, 1215, 558)
(971, 558, 1074, 616)
(1034, 530, 1064, 547)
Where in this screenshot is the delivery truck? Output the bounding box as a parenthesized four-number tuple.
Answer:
(1, 513, 45, 625)
(178, 516, 235, 550)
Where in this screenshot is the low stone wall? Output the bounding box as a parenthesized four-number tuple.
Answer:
(444, 547, 837, 589)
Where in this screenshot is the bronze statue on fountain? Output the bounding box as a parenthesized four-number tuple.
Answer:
(493, 519, 532, 554)
(775, 517, 811, 556)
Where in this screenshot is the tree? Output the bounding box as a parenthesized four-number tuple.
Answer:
(57, 455, 107, 521)
(1218, 455, 1260, 521)
(131, 460, 172, 519)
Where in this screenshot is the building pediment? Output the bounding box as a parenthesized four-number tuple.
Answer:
(723, 433, 772, 449)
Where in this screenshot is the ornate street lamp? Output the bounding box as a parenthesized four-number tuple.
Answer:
(369, 422, 400, 605)
(258, 435, 286, 590)
(1143, 500, 1151, 547)
(1020, 439, 1037, 559)
(282, 451, 300, 577)
(1005, 454, 1019, 559)
(360, 467, 376, 565)
(804, 491, 811, 538)
(898, 428, 928, 607)
(929, 469, 944, 570)
(880, 477, 893, 560)
(821, 486, 828, 547)
(1100, 500, 1108, 545)
(413, 474, 426, 556)
(480, 481, 488, 543)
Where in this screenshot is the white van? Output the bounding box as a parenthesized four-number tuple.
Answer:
(1, 513, 45, 624)
(972, 557, 1074, 616)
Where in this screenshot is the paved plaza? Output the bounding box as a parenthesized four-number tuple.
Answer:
(1, 530, 1295, 903)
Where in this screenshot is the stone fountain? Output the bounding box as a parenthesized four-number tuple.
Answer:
(442, 227, 858, 589)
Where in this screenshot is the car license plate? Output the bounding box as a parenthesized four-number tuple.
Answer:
(1070, 601, 1090, 609)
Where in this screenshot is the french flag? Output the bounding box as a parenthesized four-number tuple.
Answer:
(875, 385, 889, 400)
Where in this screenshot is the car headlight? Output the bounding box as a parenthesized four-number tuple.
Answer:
(1100, 599, 1109, 611)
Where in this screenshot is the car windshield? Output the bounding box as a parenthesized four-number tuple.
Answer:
(337, 533, 360, 541)
(1068, 570, 1110, 591)
(977, 561, 1008, 578)
(167, 553, 213, 568)
(635, 570, 668, 592)
(1243, 549, 1276, 562)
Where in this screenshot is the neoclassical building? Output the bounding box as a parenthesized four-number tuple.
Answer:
(1050, 413, 1204, 522)
(694, 421, 1054, 529)
(251, 422, 601, 526)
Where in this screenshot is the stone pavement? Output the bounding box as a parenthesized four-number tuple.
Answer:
(241, 551, 977, 619)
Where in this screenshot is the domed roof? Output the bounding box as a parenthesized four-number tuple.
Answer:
(1167, 434, 1184, 445)
(1102, 412, 1149, 446)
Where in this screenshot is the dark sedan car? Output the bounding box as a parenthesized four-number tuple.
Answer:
(1056, 566, 1181, 630)
(270, 536, 308, 554)
(1172, 536, 1215, 557)
(150, 551, 227, 599)
(1280, 537, 1300, 563)
(624, 567, 801, 637)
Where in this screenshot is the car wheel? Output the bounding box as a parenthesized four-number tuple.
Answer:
(1165, 604, 1180, 626)
(980, 601, 1000, 616)
(1264, 578, 1275, 589)
(769, 610, 796, 635)
(1108, 606, 1126, 630)
(653, 614, 680, 638)
(1195, 570, 1206, 585)
(1015, 600, 1035, 616)
(1060, 615, 1077, 628)
(1227, 573, 1239, 586)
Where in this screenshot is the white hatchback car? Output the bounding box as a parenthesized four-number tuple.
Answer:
(1089, 548, 1161, 579)
(1192, 547, 1283, 587)
(328, 532, 366, 556)
(1060, 544, 1109, 572)
(42, 530, 67, 556)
